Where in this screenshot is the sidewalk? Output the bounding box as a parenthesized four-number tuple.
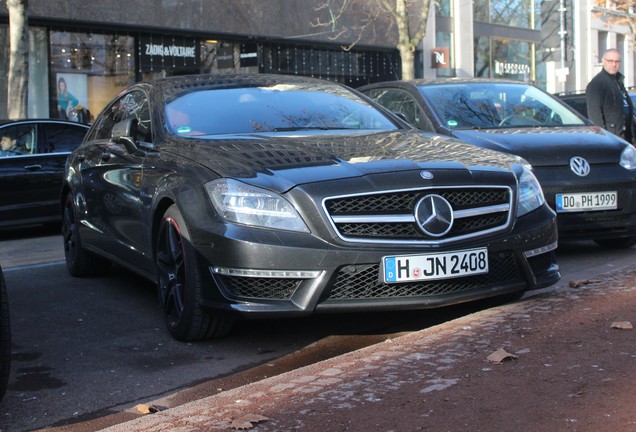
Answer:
(98, 268, 636, 432)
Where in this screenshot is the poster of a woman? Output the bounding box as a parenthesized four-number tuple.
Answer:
(56, 74, 89, 122)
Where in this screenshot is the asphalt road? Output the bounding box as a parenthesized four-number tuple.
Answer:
(0, 225, 634, 431)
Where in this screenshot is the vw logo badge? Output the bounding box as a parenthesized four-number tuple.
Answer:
(570, 156, 590, 177)
(420, 170, 434, 180)
(414, 194, 454, 237)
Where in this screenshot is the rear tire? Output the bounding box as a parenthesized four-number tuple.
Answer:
(62, 194, 111, 276)
(594, 236, 636, 249)
(155, 205, 233, 341)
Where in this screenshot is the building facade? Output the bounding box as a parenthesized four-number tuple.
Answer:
(0, 0, 633, 120)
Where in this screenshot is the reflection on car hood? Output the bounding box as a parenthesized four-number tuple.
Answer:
(166, 131, 522, 192)
(451, 126, 627, 167)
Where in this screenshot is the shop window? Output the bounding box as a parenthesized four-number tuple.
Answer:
(437, 0, 452, 17)
(50, 31, 136, 122)
(473, 0, 535, 29)
(435, 32, 455, 78)
(474, 36, 534, 82)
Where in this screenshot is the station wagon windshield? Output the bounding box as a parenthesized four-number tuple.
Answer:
(418, 83, 586, 129)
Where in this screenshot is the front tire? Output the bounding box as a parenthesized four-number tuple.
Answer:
(155, 205, 233, 341)
(62, 194, 111, 276)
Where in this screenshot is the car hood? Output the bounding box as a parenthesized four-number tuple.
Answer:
(450, 126, 628, 167)
(166, 130, 523, 192)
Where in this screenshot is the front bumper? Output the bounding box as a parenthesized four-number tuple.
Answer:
(539, 170, 636, 241)
(192, 205, 560, 318)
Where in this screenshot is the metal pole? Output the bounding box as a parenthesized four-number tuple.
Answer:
(559, 0, 567, 92)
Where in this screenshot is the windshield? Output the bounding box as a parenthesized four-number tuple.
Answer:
(165, 83, 398, 137)
(418, 83, 586, 129)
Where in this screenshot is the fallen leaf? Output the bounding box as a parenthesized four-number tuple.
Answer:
(487, 348, 518, 364)
(568, 279, 601, 288)
(231, 414, 269, 430)
(135, 404, 162, 414)
(611, 321, 633, 330)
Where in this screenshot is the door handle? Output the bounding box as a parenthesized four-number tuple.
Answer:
(23, 164, 42, 171)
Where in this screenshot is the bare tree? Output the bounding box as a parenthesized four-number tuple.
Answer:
(7, 0, 28, 119)
(592, 0, 636, 46)
(312, 0, 433, 80)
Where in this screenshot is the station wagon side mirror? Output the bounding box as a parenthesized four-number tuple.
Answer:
(111, 119, 139, 154)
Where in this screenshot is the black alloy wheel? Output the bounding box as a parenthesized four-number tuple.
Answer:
(62, 194, 110, 276)
(156, 212, 187, 332)
(155, 205, 232, 341)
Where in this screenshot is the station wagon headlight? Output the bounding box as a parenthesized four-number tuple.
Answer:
(620, 144, 636, 170)
(206, 179, 310, 232)
(516, 167, 545, 217)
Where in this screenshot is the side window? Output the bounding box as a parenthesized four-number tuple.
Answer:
(367, 89, 433, 132)
(45, 124, 88, 153)
(91, 91, 152, 142)
(0, 124, 36, 157)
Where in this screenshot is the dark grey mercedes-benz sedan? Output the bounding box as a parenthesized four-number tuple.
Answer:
(62, 74, 559, 341)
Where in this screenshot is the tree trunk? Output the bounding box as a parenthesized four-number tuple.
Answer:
(399, 45, 415, 80)
(7, 0, 29, 119)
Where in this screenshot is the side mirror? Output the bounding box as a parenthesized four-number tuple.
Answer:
(393, 111, 408, 122)
(111, 119, 139, 154)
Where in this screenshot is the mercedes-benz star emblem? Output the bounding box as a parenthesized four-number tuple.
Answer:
(570, 156, 590, 177)
(414, 194, 454, 237)
(420, 170, 434, 180)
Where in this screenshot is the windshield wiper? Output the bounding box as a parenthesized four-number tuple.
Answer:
(273, 126, 332, 132)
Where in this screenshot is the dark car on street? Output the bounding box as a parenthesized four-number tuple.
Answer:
(62, 74, 560, 341)
(556, 89, 636, 121)
(361, 79, 636, 248)
(0, 119, 89, 229)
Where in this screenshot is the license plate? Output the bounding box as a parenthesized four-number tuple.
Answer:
(383, 248, 488, 283)
(555, 191, 617, 212)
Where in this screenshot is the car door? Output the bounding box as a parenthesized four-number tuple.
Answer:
(0, 123, 53, 228)
(33, 122, 89, 219)
(77, 91, 152, 269)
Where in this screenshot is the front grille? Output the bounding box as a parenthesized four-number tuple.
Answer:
(324, 187, 511, 243)
(216, 275, 302, 300)
(324, 252, 520, 301)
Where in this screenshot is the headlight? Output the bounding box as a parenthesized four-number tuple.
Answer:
(620, 144, 636, 170)
(516, 167, 545, 217)
(206, 179, 310, 232)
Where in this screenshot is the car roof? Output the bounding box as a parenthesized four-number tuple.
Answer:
(361, 77, 533, 89)
(133, 73, 347, 99)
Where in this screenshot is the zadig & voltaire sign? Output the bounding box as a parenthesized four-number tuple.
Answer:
(139, 34, 200, 71)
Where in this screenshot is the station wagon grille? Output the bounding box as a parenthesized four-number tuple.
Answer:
(324, 187, 512, 243)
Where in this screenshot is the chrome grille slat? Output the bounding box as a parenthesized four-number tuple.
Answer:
(324, 186, 512, 244)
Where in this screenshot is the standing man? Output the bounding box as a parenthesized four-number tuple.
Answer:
(586, 48, 634, 143)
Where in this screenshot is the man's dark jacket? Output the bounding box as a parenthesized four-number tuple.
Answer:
(586, 69, 633, 141)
